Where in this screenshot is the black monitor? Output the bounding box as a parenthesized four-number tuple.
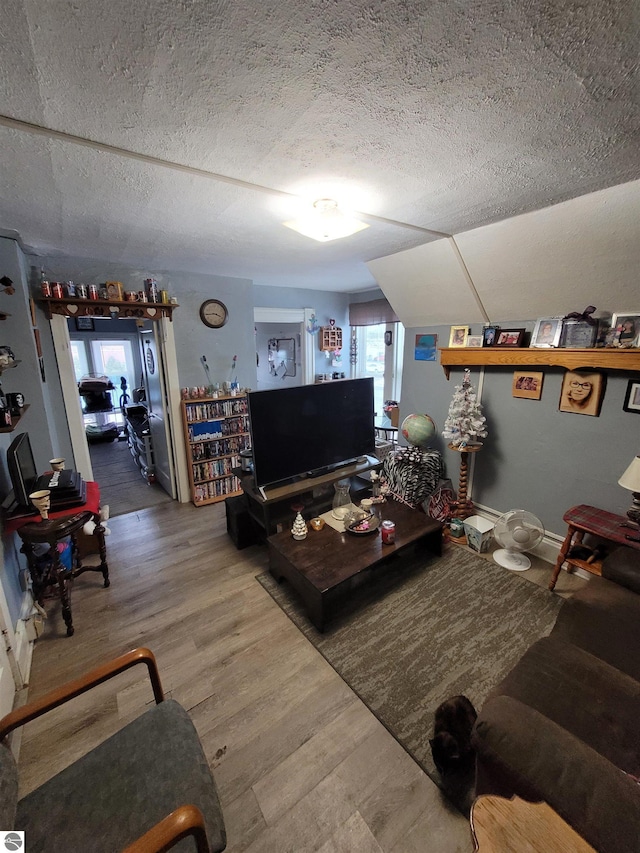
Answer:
(6, 432, 38, 509)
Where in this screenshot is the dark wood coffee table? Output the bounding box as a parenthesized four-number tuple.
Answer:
(267, 501, 442, 631)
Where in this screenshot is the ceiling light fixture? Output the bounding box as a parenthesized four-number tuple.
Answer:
(283, 198, 369, 243)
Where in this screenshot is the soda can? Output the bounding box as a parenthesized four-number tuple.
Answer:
(76, 284, 88, 299)
(381, 520, 396, 544)
(88, 284, 99, 300)
(51, 282, 64, 299)
(41, 280, 52, 297)
(66, 280, 76, 297)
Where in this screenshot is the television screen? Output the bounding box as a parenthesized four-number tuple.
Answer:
(248, 378, 375, 488)
(7, 432, 38, 509)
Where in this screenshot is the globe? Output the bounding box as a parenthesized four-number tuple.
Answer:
(400, 413, 437, 448)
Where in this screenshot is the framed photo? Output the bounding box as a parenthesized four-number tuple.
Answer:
(415, 334, 437, 361)
(623, 379, 640, 414)
(495, 328, 525, 347)
(449, 325, 469, 347)
(512, 371, 544, 400)
(611, 313, 640, 348)
(559, 318, 598, 349)
(75, 316, 95, 331)
(105, 281, 124, 301)
(467, 335, 483, 348)
(531, 317, 562, 348)
(559, 371, 605, 417)
(482, 326, 500, 347)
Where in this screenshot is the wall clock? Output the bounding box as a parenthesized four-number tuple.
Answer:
(200, 299, 229, 329)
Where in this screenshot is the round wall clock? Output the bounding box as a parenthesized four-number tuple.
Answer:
(200, 299, 229, 329)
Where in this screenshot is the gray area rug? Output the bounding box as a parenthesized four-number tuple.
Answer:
(257, 545, 563, 812)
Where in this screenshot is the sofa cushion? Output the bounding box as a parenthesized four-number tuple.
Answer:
(473, 695, 640, 853)
(552, 575, 640, 681)
(0, 743, 18, 830)
(601, 545, 640, 594)
(16, 699, 226, 853)
(485, 636, 640, 775)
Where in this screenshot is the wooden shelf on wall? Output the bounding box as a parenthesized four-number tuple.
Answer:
(40, 298, 178, 322)
(438, 347, 640, 379)
(0, 404, 30, 433)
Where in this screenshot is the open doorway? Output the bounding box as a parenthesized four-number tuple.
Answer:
(65, 317, 174, 516)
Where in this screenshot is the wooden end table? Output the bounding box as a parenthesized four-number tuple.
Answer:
(267, 501, 442, 631)
(549, 504, 640, 590)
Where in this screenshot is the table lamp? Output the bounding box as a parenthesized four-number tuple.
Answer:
(618, 454, 640, 526)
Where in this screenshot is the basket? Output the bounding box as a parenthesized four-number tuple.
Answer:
(374, 438, 394, 461)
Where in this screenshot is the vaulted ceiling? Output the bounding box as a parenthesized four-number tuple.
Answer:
(1, 0, 638, 305)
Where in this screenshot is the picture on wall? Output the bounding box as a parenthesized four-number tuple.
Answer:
(449, 326, 469, 347)
(531, 317, 562, 348)
(623, 379, 640, 414)
(559, 371, 605, 417)
(415, 334, 437, 361)
(495, 328, 525, 347)
(512, 371, 544, 400)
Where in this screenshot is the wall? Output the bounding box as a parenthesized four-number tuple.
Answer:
(400, 320, 637, 538)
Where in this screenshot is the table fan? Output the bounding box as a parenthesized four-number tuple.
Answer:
(493, 509, 545, 571)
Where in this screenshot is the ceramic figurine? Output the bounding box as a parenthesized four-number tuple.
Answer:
(291, 512, 307, 540)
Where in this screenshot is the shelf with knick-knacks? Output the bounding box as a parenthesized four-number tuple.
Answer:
(438, 347, 640, 379)
(319, 326, 342, 352)
(40, 297, 178, 322)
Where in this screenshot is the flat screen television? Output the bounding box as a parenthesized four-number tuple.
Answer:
(247, 378, 375, 489)
(6, 432, 38, 509)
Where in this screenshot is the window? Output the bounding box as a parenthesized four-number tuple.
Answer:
(353, 323, 404, 420)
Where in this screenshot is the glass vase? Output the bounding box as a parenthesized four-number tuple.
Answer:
(331, 479, 352, 520)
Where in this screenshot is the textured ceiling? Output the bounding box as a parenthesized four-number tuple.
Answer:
(0, 0, 638, 292)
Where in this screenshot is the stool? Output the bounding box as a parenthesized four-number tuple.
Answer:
(18, 510, 110, 637)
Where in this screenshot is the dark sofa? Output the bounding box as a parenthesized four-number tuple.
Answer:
(472, 546, 640, 853)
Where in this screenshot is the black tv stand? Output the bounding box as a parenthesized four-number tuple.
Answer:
(238, 455, 380, 538)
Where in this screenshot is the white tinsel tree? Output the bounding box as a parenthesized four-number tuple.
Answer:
(442, 368, 488, 447)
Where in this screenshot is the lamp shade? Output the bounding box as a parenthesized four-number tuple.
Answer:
(283, 198, 369, 242)
(618, 455, 640, 491)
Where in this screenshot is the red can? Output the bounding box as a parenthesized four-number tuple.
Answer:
(51, 282, 63, 298)
(381, 520, 396, 544)
(88, 284, 99, 300)
(41, 280, 51, 297)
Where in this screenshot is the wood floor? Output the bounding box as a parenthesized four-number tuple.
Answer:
(15, 502, 583, 852)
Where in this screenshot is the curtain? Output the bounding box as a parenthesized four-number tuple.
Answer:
(348, 298, 399, 326)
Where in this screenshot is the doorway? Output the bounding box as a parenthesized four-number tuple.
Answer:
(61, 316, 177, 516)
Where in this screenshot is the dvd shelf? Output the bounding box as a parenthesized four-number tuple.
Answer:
(181, 394, 250, 506)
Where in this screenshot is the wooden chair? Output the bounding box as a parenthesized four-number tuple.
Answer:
(0, 648, 226, 852)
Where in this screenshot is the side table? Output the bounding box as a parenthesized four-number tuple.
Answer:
(17, 510, 110, 637)
(549, 504, 640, 591)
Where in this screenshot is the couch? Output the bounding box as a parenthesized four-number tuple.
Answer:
(472, 545, 640, 853)
(0, 647, 226, 852)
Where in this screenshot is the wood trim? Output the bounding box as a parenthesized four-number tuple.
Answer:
(439, 347, 640, 378)
(121, 804, 210, 853)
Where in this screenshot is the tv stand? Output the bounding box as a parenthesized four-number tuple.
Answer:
(239, 455, 380, 538)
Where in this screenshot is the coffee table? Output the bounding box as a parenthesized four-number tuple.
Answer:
(267, 501, 442, 631)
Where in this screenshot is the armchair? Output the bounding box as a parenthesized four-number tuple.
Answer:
(0, 647, 226, 852)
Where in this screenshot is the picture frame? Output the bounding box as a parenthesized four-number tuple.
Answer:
(495, 328, 525, 348)
(623, 379, 640, 414)
(466, 335, 483, 348)
(559, 318, 598, 349)
(559, 371, 605, 417)
(449, 325, 469, 348)
(414, 334, 437, 361)
(105, 281, 124, 301)
(531, 317, 562, 348)
(482, 326, 500, 347)
(75, 316, 95, 331)
(611, 313, 640, 348)
(512, 371, 544, 400)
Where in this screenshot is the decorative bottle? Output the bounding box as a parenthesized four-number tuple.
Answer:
(331, 479, 352, 520)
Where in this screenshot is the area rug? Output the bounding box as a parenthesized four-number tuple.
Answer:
(257, 545, 563, 813)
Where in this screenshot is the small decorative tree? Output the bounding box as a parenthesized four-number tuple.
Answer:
(442, 369, 488, 519)
(442, 369, 488, 448)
